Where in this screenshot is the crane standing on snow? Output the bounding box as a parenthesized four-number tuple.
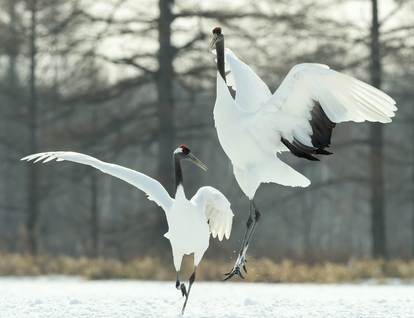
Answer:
(22, 145, 234, 314)
(210, 27, 397, 280)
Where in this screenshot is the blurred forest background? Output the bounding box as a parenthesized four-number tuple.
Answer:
(0, 0, 413, 266)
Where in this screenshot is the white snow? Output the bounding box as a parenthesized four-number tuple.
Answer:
(0, 277, 413, 318)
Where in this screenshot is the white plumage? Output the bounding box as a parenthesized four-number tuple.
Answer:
(210, 27, 397, 280)
(191, 186, 233, 241)
(214, 48, 397, 199)
(21, 151, 233, 271)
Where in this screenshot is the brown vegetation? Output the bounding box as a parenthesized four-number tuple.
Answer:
(0, 253, 413, 283)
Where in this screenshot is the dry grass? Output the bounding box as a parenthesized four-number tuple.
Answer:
(0, 253, 413, 283)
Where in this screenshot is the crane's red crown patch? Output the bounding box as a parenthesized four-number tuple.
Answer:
(212, 27, 222, 35)
(178, 144, 190, 154)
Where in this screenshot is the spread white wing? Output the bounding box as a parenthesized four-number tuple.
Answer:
(21, 151, 173, 211)
(222, 49, 397, 151)
(269, 63, 397, 123)
(224, 49, 396, 123)
(191, 186, 233, 241)
(264, 63, 397, 149)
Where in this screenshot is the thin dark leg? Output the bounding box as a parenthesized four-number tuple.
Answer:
(224, 200, 261, 280)
(181, 267, 196, 315)
(239, 202, 256, 253)
(223, 202, 256, 279)
(176, 272, 187, 298)
(244, 201, 261, 257)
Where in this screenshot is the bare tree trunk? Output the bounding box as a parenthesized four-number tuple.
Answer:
(301, 193, 314, 262)
(369, 0, 387, 258)
(412, 111, 414, 258)
(4, 0, 19, 248)
(149, 0, 175, 250)
(88, 105, 100, 257)
(90, 172, 99, 257)
(25, 0, 40, 255)
(156, 0, 175, 194)
(412, 193, 414, 258)
(7, 0, 18, 87)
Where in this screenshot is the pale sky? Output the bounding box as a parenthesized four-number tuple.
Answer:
(85, 0, 409, 83)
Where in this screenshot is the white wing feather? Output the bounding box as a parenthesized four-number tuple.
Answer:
(21, 151, 173, 211)
(224, 48, 271, 111)
(222, 50, 396, 150)
(269, 63, 397, 124)
(191, 186, 233, 241)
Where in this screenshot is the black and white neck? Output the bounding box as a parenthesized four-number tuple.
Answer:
(213, 27, 235, 98)
(213, 29, 226, 82)
(173, 149, 185, 197)
(216, 41, 226, 82)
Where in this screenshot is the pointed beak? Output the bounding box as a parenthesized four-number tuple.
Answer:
(187, 153, 208, 171)
(209, 34, 218, 51)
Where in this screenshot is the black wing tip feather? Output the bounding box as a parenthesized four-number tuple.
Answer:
(282, 101, 336, 162)
(310, 101, 336, 150)
(281, 138, 321, 161)
(315, 148, 333, 155)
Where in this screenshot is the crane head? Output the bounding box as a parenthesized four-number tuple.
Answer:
(212, 27, 222, 35)
(177, 144, 190, 155)
(210, 26, 224, 51)
(174, 145, 207, 171)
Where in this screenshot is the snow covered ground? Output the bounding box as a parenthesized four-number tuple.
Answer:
(0, 277, 413, 318)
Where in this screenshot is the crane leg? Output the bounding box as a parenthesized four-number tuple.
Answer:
(176, 272, 188, 298)
(181, 267, 197, 315)
(224, 200, 261, 280)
